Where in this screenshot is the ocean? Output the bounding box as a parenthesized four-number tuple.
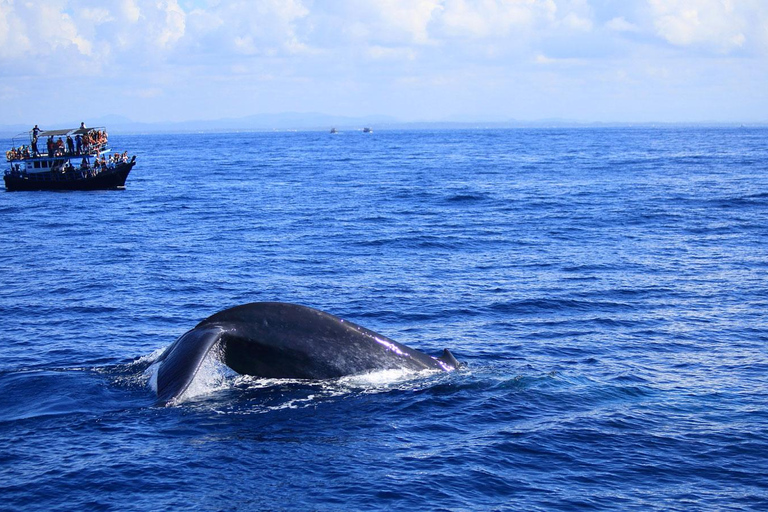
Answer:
(1, 127, 766, 511)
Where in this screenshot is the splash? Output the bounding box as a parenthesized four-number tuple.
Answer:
(337, 368, 437, 391)
(176, 346, 237, 403)
(142, 343, 449, 407)
(143, 345, 236, 404)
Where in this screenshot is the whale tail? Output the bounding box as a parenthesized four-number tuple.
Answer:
(155, 325, 225, 405)
(437, 348, 461, 369)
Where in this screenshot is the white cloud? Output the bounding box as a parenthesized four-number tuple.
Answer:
(155, 0, 186, 48)
(535, 53, 587, 66)
(80, 7, 114, 25)
(309, 0, 441, 48)
(561, 11, 592, 32)
(648, 0, 750, 52)
(118, 0, 141, 23)
(368, 45, 417, 60)
(438, 0, 558, 39)
(181, 0, 309, 58)
(0, 0, 91, 59)
(373, 0, 441, 44)
(606, 16, 640, 33)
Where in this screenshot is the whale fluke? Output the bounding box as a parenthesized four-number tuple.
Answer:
(153, 302, 461, 404)
(155, 325, 225, 404)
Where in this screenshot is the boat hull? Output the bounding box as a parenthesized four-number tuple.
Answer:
(4, 161, 135, 191)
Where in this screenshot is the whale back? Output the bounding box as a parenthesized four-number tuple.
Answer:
(204, 302, 450, 377)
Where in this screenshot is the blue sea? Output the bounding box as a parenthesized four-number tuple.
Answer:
(1, 127, 767, 511)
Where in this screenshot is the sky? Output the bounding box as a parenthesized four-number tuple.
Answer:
(1, 0, 767, 125)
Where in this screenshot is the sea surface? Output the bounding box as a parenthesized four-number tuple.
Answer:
(1, 127, 767, 511)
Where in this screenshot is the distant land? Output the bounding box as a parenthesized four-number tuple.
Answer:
(1, 113, 765, 137)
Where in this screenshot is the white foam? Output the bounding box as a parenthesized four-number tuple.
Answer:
(141, 345, 236, 403)
(142, 344, 445, 406)
(135, 347, 166, 366)
(176, 346, 237, 403)
(140, 347, 169, 392)
(338, 368, 427, 388)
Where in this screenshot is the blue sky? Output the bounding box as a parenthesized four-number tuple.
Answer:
(1, 0, 767, 125)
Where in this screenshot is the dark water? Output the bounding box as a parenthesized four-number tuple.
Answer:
(1, 128, 767, 511)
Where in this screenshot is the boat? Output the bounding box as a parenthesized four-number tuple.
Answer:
(362, 127, 373, 133)
(330, 127, 338, 134)
(4, 126, 136, 191)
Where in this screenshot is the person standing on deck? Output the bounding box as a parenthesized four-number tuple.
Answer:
(31, 125, 41, 156)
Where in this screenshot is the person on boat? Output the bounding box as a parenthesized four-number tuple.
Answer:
(31, 125, 41, 156)
(46, 136, 54, 157)
(82, 132, 91, 153)
(55, 138, 65, 156)
(66, 135, 74, 155)
(75, 134, 82, 155)
(80, 122, 86, 129)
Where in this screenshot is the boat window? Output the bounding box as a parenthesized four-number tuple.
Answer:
(34, 161, 40, 169)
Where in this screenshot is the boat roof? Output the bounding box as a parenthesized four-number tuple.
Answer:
(36, 127, 104, 137)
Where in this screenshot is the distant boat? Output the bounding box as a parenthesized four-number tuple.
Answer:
(4, 125, 136, 191)
(363, 127, 373, 133)
(330, 128, 338, 134)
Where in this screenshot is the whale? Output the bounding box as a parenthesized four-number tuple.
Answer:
(153, 302, 460, 404)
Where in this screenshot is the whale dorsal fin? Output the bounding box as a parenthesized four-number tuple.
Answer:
(437, 348, 460, 369)
(156, 325, 225, 405)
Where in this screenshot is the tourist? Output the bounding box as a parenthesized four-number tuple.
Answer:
(31, 125, 42, 156)
(82, 132, 91, 153)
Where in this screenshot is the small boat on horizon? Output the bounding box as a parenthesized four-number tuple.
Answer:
(330, 127, 338, 134)
(4, 125, 136, 191)
(363, 127, 373, 133)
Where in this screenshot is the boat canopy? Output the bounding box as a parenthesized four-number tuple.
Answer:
(10, 126, 107, 148)
(35, 127, 102, 138)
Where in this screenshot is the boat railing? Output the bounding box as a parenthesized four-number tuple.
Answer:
(6, 142, 109, 162)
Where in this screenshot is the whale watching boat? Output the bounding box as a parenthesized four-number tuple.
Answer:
(4, 125, 136, 191)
